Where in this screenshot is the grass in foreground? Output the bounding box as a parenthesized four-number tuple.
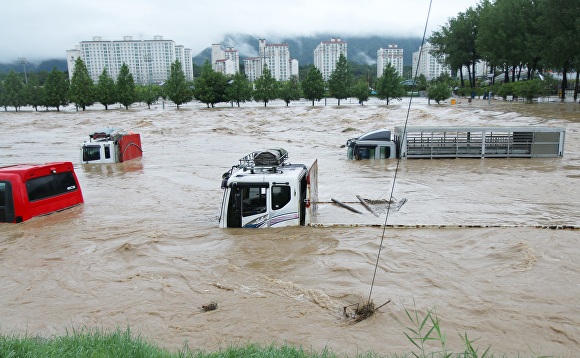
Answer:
(0, 302, 555, 357)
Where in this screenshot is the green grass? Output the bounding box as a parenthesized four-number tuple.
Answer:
(0, 304, 557, 357)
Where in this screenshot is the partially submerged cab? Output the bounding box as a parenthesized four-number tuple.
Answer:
(81, 128, 143, 164)
(219, 148, 318, 228)
(0, 162, 84, 223)
(346, 129, 397, 159)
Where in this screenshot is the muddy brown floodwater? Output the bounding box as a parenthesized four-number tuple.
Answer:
(1, 97, 579, 357)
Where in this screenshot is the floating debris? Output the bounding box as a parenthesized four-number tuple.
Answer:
(343, 299, 390, 323)
(361, 198, 394, 205)
(331, 198, 363, 214)
(356, 195, 379, 217)
(201, 301, 218, 312)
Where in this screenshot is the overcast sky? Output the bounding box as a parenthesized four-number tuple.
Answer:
(1, 0, 481, 64)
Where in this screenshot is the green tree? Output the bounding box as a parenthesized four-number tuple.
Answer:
(430, 5, 482, 88)
(302, 66, 325, 106)
(4, 70, 26, 111)
(428, 82, 452, 104)
(116, 63, 136, 110)
(476, 0, 538, 84)
(193, 61, 229, 108)
(25, 73, 45, 111)
(537, 0, 580, 101)
(68, 57, 94, 111)
(137, 85, 160, 109)
(512, 79, 543, 103)
(44, 67, 69, 111)
(327, 54, 352, 105)
(279, 77, 301, 106)
(353, 79, 370, 105)
(96, 68, 117, 110)
(164, 60, 193, 109)
(253, 66, 278, 106)
(376, 63, 405, 105)
(225, 72, 253, 107)
(0, 80, 7, 111)
(416, 74, 428, 91)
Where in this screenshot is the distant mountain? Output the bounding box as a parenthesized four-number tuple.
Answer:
(0, 59, 67, 74)
(193, 33, 423, 67)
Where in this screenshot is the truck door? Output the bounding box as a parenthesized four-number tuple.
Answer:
(304, 160, 318, 225)
(226, 183, 269, 228)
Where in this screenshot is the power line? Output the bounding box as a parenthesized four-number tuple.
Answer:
(367, 0, 434, 304)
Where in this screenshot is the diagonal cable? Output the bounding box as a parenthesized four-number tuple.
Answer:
(367, 0, 434, 304)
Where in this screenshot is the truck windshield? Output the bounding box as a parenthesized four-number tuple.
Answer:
(82, 145, 101, 162)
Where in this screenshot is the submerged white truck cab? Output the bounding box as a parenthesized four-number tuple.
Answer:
(81, 128, 143, 164)
(219, 148, 318, 228)
(346, 129, 397, 159)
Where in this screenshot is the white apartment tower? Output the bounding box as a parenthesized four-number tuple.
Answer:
(314, 38, 347, 82)
(259, 39, 292, 81)
(290, 59, 299, 77)
(411, 43, 450, 80)
(243, 39, 297, 82)
(243, 57, 262, 82)
(377, 44, 404, 77)
(211, 43, 240, 75)
(66, 35, 194, 85)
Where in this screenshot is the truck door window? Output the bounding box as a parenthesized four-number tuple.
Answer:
(379, 146, 391, 158)
(242, 187, 267, 217)
(272, 185, 291, 210)
(104, 145, 111, 159)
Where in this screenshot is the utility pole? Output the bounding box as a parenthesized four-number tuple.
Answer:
(18, 57, 28, 84)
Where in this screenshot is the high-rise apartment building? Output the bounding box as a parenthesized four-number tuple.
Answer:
(411, 43, 450, 80)
(211, 43, 239, 75)
(377, 44, 404, 77)
(66, 35, 193, 85)
(314, 38, 347, 82)
(259, 39, 292, 81)
(242, 39, 298, 82)
(243, 57, 262, 82)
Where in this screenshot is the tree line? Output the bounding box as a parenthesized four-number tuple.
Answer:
(428, 0, 580, 101)
(0, 54, 414, 111)
(0, 58, 193, 112)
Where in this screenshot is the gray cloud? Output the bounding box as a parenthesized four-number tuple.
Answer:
(0, 0, 480, 63)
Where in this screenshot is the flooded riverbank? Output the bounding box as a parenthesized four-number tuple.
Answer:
(1, 97, 579, 356)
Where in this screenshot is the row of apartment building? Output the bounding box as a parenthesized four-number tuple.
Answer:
(212, 37, 402, 82)
(211, 38, 481, 82)
(65, 35, 487, 86)
(66, 35, 194, 85)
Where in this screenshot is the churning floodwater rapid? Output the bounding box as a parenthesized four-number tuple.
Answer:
(1, 97, 579, 356)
